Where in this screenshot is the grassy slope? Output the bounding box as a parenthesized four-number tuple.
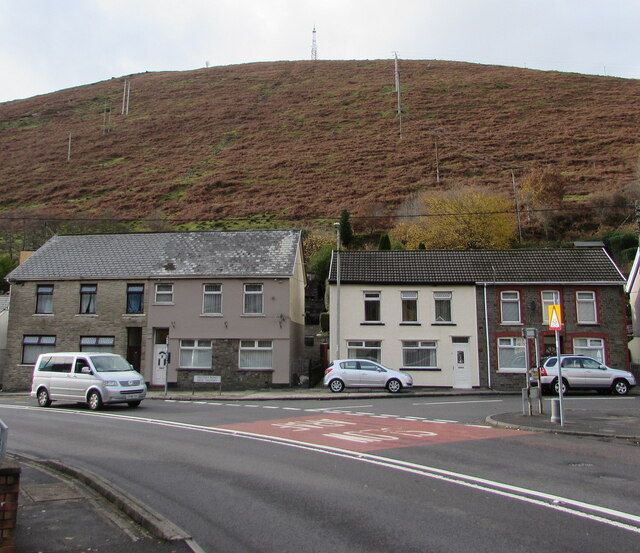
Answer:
(1, 60, 639, 226)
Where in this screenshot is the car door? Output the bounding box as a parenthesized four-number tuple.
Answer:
(358, 361, 387, 387)
(68, 356, 94, 400)
(581, 357, 610, 387)
(338, 361, 361, 386)
(560, 357, 586, 388)
(48, 356, 75, 399)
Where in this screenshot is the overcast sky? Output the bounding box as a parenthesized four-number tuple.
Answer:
(1, 0, 638, 103)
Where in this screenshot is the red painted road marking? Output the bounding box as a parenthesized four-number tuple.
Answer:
(221, 414, 530, 453)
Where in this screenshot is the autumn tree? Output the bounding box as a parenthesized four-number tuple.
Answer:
(392, 186, 517, 250)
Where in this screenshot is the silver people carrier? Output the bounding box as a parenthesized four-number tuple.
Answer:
(31, 352, 147, 410)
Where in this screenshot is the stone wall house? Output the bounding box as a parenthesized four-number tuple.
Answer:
(328, 248, 628, 391)
(4, 230, 306, 392)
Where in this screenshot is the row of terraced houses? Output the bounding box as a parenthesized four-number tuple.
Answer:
(1, 229, 637, 392)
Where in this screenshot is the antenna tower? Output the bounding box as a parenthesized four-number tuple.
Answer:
(311, 26, 318, 60)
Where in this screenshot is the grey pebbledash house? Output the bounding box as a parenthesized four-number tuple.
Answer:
(4, 230, 306, 392)
(328, 248, 628, 390)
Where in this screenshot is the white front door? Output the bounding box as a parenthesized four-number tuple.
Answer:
(452, 342, 472, 389)
(153, 345, 168, 386)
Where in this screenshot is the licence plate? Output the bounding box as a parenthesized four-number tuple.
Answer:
(124, 393, 141, 399)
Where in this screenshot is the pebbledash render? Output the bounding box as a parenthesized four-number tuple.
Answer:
(327, 247, 629, 391)
(4, 230, 306, 392)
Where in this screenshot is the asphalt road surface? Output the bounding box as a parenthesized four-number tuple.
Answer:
(1, 394, 638, 552)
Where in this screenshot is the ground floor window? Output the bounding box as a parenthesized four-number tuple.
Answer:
(80, 336, 115, 353)
(346, 340, 381, 362)
(573, 337, 605, 362)
(239, 340, 273, 369)
(497, 337, 526, 372)
(179, 339, 212, 368)
(22, 335, 56, 364)
(402, 340, 437, 368)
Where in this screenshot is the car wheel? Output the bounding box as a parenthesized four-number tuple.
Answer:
(329, 379, 345, 393)
(37, 388, 51, 407)
(386, 378, 402, 393)
(612, 379, 629, 396)
(87, 391, 103, 411)
(553, 378, 568, 395)
(128, 400, 142, 408)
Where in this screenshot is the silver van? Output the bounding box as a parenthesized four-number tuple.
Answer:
(31, 352, 147, 410)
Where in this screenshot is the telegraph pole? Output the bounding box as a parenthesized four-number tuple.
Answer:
(311, 26, 318, 60)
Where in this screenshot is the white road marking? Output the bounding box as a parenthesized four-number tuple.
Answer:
(309, 405, 373, 411)
(412, 399, 504, 406)
(2, 404, 639, 535)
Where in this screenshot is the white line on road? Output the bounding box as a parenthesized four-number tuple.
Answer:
(3, 404, 638, 535)
(412, 399, 504, 406)
(309, 405, 373, 411)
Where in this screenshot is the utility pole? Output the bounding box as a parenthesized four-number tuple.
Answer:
(67, 133, 72, 162)
(511, 169, 523, 243)
(311, 26, 318, 61)
(122, 79, 131, 115)
(394, 52, 402, 139)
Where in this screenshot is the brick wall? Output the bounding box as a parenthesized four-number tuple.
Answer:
(0, 461, 20, 553)
(4, 280, 148, 391)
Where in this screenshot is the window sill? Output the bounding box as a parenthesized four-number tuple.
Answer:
(496, 369, 527, 374)
(123, 313, 146, 317)
(431, 322, 456, 326)
(238, 368, 274, 372)
(576, 323, 600, 326)
(201, 313, 223, 317)
(400, 322, 421, 326)
(76, 313, 97, 317)
(33, 313, 53, 317)
(361, 322, 385, 326)
(242, 314, 265, 317)
(501, 322, 523, 326)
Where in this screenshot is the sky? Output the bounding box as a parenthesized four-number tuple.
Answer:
(1, 0, 639, 103)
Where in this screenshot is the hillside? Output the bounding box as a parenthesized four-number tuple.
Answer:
(1, 60, 639, 229)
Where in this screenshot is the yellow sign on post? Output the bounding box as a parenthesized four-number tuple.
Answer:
(548, 304, 562, 330)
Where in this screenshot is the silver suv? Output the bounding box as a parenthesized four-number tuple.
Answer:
(533, 355, 636, 396)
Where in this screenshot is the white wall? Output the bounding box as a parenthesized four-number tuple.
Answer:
(329, 283, 480, 387)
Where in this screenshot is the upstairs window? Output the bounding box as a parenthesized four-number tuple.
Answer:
(80, 284, 97, 314)
(434, 291, 452, 322)
(36, 284, 54, 314)
(500, 291, 521, 324)
(541, 290, 560, 324)
(364, 292, 381, 322)
(155, 283, 174, 304)
(126, 284, 144, 314)
(401, 291, 418, 322)
(576, 291, 597, 324)
(203, 284, 222, 314)
(244, 284, 264, 315)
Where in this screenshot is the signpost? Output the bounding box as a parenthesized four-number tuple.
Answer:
(192, 374, 222, 395)
(548, 304, 564, 426)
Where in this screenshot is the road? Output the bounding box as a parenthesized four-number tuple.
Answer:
(1, 393, 639, 552)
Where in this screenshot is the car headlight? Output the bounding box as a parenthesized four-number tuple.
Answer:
(104, 380, 119, 387)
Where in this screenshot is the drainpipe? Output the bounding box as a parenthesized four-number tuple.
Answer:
(484, 282, 492, 388)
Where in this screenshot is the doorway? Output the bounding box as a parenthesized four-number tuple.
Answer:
(452, 338, 472, 389)
(152, 328, 169, 386)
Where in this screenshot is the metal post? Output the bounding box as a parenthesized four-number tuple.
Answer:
(555, 330, 564, 426)
(333, 222, 341, 360)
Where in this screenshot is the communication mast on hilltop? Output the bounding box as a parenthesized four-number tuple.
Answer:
(311, 26, 318, 60)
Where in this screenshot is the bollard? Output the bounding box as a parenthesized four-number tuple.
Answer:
(550, 398, 561, 423)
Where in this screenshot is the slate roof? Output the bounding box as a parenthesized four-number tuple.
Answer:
(0, 295, 9, 311)
(328, 249, 626, 285)
(7, 230, 302, 281)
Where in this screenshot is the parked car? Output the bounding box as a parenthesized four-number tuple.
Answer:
(324, 359, 413, 393)
(31, 352, 147, 410)
(531, 355, 636, 396)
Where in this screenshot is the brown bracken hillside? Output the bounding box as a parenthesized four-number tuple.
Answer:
(1, 60, 639, 226)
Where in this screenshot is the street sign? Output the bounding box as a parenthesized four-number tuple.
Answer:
(548, 304, 562, 330)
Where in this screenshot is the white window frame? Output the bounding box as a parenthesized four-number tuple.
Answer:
(155, 283, 174, 304)
(500, 291, 521, 324)
(541, 290, 560, 324)
(497, 337, 526, 372)
(401, 291, 418, 322)
(434, 291, 452, 322)
(346, 340, 382, 362)
(22, 335, 56, 364)
(179, 339, 212, 369)
(402, 340, 437, 368)
(576, 291, 597, 324)
(243, 283, 264, 315)
(573, 337, 605, 362)
(363, 291, 381, 322)
(203, 283, 223, 315)
(239, 340, 273, 369)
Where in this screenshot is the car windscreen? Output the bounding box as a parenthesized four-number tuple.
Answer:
(90, 355, 132, 372)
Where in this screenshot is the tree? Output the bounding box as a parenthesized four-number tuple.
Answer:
(392, 186, 517, 250)
(378, 233, 392, 250)
(0, 255, 17, 293)
(339, 209, 353, 247)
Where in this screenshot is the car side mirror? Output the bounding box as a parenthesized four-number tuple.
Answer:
(81, 366, 91, 374)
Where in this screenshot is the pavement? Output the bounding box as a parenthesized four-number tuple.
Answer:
(8, 386, 640, 552)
